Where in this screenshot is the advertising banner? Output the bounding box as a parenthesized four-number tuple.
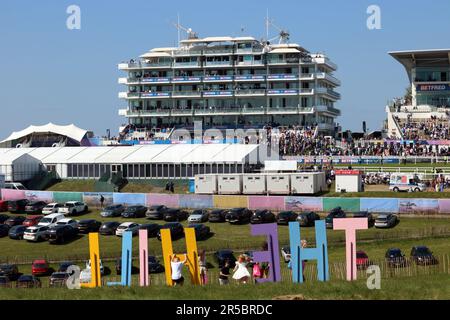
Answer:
(248, 196, 286, 211)
(285, 197, 323, 212)
(323, 198, 360, 212)
(179, 194, 213, 209)
(360, 198, 399, 213)
(398, 199, 439, 215)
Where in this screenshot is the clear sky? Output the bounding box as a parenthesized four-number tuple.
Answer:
(1, 0, 449, 139)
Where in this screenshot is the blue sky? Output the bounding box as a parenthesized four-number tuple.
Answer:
(1, 0, 449, 139)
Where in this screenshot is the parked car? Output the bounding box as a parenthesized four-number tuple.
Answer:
(250, 209, 276, 224)
(148, 256, 165, 274)
(0, 224, 10, 238)
(8, 225, 27, 240)
(16, 275, 41, 288)
(225, 208, 252, 225)
(114, 258, 139, 275)
(188, 209, 209, 224)
(37, 213, 66, 228)
(375, 214, 399, 229)
(24, 201, 47, 214)
(4, 182, 26, 190)
(48, 225, 79, 244)
(156, 222, 184, 241)
(0, 276, 10, 288)
(325, 207, 346, 229)
(78, 219, 102, 234)
(0, 201, 9, 212)
(42, 203, 63, 215)
(58, 261, 75, 272)
(23, 215, 44, 227)
(189, 223, 211, 240)
(297, 211, 321, 227)
(356, 251, 371, 270)
(116, 222, 141, 237)
(122, 205, 147, 218)
(100, 204, 126, 218)
(146, 205, 169, 220)
(7, 199, 29, 213)
(23, 226, 49, 242)
(353, 211, 375, 227)
(58, 201, 88, 216)
(385, 248, 409, 268)
(276, 211, 298, 225)
(99, 221, 121, 235)
(411, 246, 439, 266)
(0, 214, 10, 224)
(31, 259, 51, 276)
(139, 223, 161, 238)
(86, 259, 105, 275)
(0, 264, 20, 281)
(214, 250, 237, 268)
(281, 247, 291, 263)
(208, 209, 227, 223)
(4, 215, 26, 227)
(56, 218, 79, 229)
(163, 208, 189, 222)
(49, 272, 70, 287)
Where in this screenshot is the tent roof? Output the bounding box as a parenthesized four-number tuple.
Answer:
(1, 123, 89, 144)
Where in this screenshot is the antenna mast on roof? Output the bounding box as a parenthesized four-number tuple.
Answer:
(265, 16, 290, 44)
(173, 19, 199, 45)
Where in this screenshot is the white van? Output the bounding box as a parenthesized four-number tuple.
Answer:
(389, 173, 426, 192)
(4, 182, 26, 190)
(37, 213, 66, 228)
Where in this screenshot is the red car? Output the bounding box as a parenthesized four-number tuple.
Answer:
(31, 259, 50, 276)
(23, 215, 44, 227)
(0, 201, 8, 212)
(356, 251, 371, 270)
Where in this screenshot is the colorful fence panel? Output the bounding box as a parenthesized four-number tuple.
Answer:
(323, 198, 360, 213)
(360, 198, 399, 213)
(179, 195, 213, 209)
(398, 199, 439, 215)
(147, 193, 180, 207)
(113, 193, 146, 206)
(438, 200, 450, 215)
(248, 196, 285, 211)
(1, 189, 26, 201)
(53, 192, 84, 203)
(213, 195, 248, 209)
(24, 191, 54, 203)
(284, 197, 323, 212)
(83, 192, 114, 208)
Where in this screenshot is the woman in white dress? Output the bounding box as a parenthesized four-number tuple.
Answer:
(232, 255, 251, 284)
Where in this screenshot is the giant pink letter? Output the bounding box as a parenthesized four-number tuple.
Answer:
(333, 218, 368, 281)
(139, 229, 149, 286)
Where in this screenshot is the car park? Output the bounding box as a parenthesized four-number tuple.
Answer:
(0, 224, 10, 238)
(297, 211, 321, 227)
(7, 199, 29, 213)
(148, 256, 165, 274)
(325, 207, 346, 229)
(146, 205, 169, 220)
(24, 201, 47, 214)
(208, 209, 227, 223)
(0, 200, 9, 212)
(385, 248, 408, 268)
(356, 251, 371, 270)
(16, 275, 41, 288)
(78, 219, 102, 234)
(116, 222, 141, 237)
(190, 223, 211, 240)
(58, 261, 75, 272)
(49, 272, 70, 287)
(250, 209, 276, 224)
(188, 209, 209, 224)
(156, 222, 184, 241)
(122, 205, 147, 218)
(226, 208, 252, 225)
(31, 259, 51, 276)
(99, 221, 121, 235)
(48, 225, 79, 244)
(375, 214, 399, 229)
(4, 215, 26, 227)
(139, 223, 161, 238)
(276, 211, 298, 225)
(23, 226, 49, 242)
(8, 225, 27, 240)
(411, 246, 439, 266)
(37, 213, 66, 228)
(100, 204, 126, 218)
(0, 264, 20, 281)
(56, 218, 79, 229)
(58, 201, 88, 216)
(214, 250, 237, 268)
(281, 247, 291, 263)
(42, 203, 63, 215)
(0, 214, 10, 224)
(163, 208, 189, 222)
(353, 211, 375, 227)
(23, 215, 44, 227)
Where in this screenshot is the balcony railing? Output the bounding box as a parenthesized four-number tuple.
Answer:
(171, 91, 202, 97)
(267, 89, 299, 95)
(234, 75, 265, 81)
(267, 58, 300, 64)
(268, 74, 299, 80)
(315, 73, 341, 86)
(203, 76, 234, 82)
(235, 89, 267, 96)
(172, 76, 202, 82)
(204, 61, 233, 67)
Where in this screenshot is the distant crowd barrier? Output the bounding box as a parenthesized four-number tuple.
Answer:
(283, 155, 450, 165)
(2, 189, 450, 215)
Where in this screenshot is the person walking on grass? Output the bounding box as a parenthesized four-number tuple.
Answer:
(219, 261, 231, 285)
(100, 195, 105, 209)
(198, 250, 208, 285)
(170, 254, 187, 287)
(232, 255, 251, 284)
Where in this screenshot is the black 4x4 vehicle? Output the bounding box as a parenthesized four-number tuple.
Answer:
(325, 207, 346, 229)
(225, 208, 252, 225)
(156, 222, 184, 241)
(250, 210, 276, 224)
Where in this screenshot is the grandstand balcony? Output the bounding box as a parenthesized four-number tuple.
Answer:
(312, 56, 338, 71)
(315, 88, 341, 100)
(315, 72, 341, 86)
(172, 76, 202, 83)
(234, 75, 266, 82)
(118, 61, 172, 70)
(234, 89, 266, 97)
(267, 74, 300, 81)
(203, 75, 234, 82)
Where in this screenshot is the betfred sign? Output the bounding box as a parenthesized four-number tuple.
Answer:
(416, 84, 450, 92)
(335, 170, 362, 175)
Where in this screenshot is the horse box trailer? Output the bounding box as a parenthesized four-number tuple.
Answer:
(195, 174, 218, 194)
(266, 173, 291, 195)
(243, 174, 266, 195)
(290, 172, 326, 195)
(218, 174, 243, 195)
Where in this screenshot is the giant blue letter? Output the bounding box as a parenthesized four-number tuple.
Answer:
(107, 231, 132, 287)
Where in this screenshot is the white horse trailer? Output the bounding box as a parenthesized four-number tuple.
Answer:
(195, 174, 218, 194)
(290, 172, 326, 195)
(266, 173, 291, 195)
(243, 174, 266, 195)
(218, 174, 243, 195)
